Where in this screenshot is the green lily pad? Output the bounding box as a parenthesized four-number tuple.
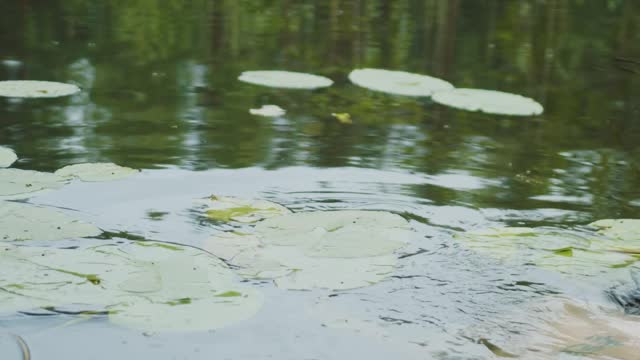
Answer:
(348, 68, 454, 97)
(589, 219, 640, 243)
(0, 201, 101, 241)
(238, 70, 333, 89)
(0, 80, 80, 98)
(0, 168, 68, 199)
(0, 242, 263, 332)
(55, 163, 139, 182)
(205, 210, 412, 290)
(0, 147, 17, 168)
(431, 89, 544, 116)
(203, 195, 291, 223)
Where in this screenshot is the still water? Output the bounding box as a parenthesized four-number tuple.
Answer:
(1, 1, 640, 359)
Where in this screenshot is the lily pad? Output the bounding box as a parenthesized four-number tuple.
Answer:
(0, 168, 68, 199)
(0, 147, 17, 168)
(0, 242, 263, 332)
(205, 210, 412, 290)
(0, 201, 101, 241)
(55, 163, 139, 182)
(249, 105, 286, 117)
(203, 195, 291, 223)
(0, 80, 80, 98)
(431, 89, 544, 116)
(589, 219, 640, 243)
(348, 68, 454, 97)
(238, 71, 333, 89)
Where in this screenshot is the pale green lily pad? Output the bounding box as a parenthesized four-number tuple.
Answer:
(457, 225, 640, 277)
(249, 105, 286, 117)
(348, 68, 454, 97)
(203, 195, 291, 223)
(431, 89, 544, 116)
(0, 242, 263, 332)
(0, 168, 68, 199)
(238, 70, 333, 89)
(0, 80, 80, 98)
(589, 219, 640, 243)
(0, 201, 101, 241)
(205, 210, 412, 290)
(55, 163, 139, 182)
(0, 147, 17, 168)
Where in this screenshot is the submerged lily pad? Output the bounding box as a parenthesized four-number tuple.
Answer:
(0, 147, 17, 168)
(0, 201, 101, 241)
(0, 80, 80, 98)
(249, 105, 286, 117)
(55, 163, 139, 182)
(0, 242, 263, 332)
(205, 210, 412, 290)
(238, 71, 333, 89)
(348, 68, 454, 97)
(0, 168, 68, 199)
(431, 89, 544, 116)
(203, 195, 291, 223)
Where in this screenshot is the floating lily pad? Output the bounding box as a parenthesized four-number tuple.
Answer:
(206, 210, 412, 290)
(249, 105, 286, 117)
(238, 71, 333, 89)
(431, 89, 544, 116)
(55, 163, 138, 182)
(348, 68, 454, 97)
(457, 224, 640, 277)
(203, 195, 291, 223)
(0, 201, 101, 241)
(0, 242, 263, 332)
(0, 168, 68, 199)
(590, 219, 640, 243)
(0, 80, 80, 98)
(0, 147, 17, 168)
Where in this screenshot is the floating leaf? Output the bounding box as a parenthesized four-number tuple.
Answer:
(0, 80, 80, 98)
(431, 89, 544, 116)
(55, 163, 139, 182)
(0, 168, 68, 199)
(0, 147, 17, 168)
(331, 113, 352, 124)
(590, 219, 640, 243)
(249, 105, 286, 117)
(348, 68, 453, 97)
(0, 242, 263, 332)
(0, 201, 101, 241)
(203, 195, 291, 223)
(238, 70, 333, 89)
(206, 210, 412, 290)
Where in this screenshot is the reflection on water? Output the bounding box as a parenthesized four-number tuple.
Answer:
(1, 1, 640, 359)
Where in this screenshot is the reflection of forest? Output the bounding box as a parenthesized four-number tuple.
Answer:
(0, 1, 639, 216)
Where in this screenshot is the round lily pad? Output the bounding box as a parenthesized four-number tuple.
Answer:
(0, 80, 80, 98)
(431, 89, 544, 116)
(205, 210, 413, 290)
(203, 195, 291, 223)
(0, 241, 263, 332)
(0, 147, 17, 168)
(0, 201, 101, 241)
(238, 71, 333, 89)
(55, 163, 138, 182)
(0, 168, 68, 199)
(348, 68, 454, 97)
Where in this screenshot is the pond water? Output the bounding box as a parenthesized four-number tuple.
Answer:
(1, 1, 640, 359)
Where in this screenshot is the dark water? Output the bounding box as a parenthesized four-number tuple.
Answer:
(1, 1, 640, 359)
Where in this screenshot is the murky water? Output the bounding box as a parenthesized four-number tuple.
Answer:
(1, 1, 640, 359)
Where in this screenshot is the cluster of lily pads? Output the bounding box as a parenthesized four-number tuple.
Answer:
(238, 68, 543, 117)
